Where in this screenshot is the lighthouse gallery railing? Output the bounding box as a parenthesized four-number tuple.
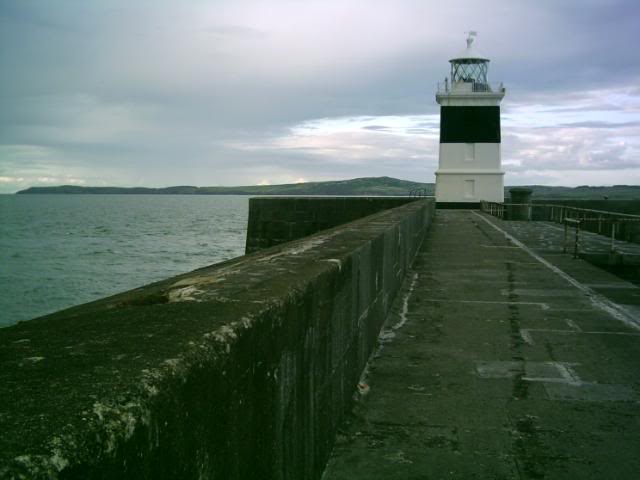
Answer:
(436, 81, 505, 95)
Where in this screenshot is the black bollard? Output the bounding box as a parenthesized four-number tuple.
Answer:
(507, 187, 533, 221)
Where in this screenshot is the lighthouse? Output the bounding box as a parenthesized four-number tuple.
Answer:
(435, 32, 505, 205)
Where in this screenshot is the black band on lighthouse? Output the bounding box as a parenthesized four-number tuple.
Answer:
(440, 106, 501, 143)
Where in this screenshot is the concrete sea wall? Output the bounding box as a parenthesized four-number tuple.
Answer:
(245, 197, 418, 253)
(0, 198, 435, 480)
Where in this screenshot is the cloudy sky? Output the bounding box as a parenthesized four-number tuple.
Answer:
(1, 0, 639, 193)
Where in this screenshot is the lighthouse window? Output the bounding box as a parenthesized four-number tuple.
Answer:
(464, 180, 476, 198)
(465, 143, 475, 162)
(450, 60, 488, 87)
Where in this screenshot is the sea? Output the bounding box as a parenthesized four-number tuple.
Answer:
(0, 195, 249, 327)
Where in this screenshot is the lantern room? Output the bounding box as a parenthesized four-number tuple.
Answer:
(449, 31, 491, 92)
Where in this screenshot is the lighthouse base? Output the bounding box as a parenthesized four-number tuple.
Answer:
(435, 171, 504, 203)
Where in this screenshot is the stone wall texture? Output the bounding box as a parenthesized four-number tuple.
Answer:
(245, 197, 418, 253)
(0, 198, 435, 480)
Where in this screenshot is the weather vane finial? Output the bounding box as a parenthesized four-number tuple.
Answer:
(465, 30, 477, 48)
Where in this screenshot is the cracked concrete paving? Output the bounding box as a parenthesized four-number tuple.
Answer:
(322, 210, 640, 480)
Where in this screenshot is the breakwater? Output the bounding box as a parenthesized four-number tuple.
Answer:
(0, 197, 434, 479)
(245, 197, 417, 253)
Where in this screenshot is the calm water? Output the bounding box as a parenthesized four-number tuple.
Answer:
(0, 195, 249, 326)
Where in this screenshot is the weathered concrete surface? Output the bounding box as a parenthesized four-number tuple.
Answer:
(245, 197, 419, 253)
(323, 210, 640, 479)
(0, 199, 434, 480)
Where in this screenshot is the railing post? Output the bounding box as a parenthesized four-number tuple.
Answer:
(574, 221, 580, 259)
(611, 221, 616, 253)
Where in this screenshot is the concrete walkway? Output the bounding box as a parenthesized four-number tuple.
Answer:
(322, 210, 640, 480)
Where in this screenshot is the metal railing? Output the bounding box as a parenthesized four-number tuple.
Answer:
(409, 188, 430, 198)
(436, 81, 505, 95)
(482, 201, 506, 219)
(563, 218, 581, 258)
(536, 204, 640, 250)
(480, 201, 640, 252)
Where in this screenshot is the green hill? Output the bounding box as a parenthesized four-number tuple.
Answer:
(16, 177, 434, 196)
(15, 178, 640, 199)
(518, 185, 640, 200)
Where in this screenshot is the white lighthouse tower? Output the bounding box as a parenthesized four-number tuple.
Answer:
(435, 32, 505, 205)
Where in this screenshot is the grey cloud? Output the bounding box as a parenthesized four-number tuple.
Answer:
(201, 24, 268, 38)
(362, 125, 391, 132)
(555, 121, 640, 129)
(503, 125, 640, 174)
(0, 1, 82, 32)
(1, 0, 640, 192)
(405, 128, 436, 135)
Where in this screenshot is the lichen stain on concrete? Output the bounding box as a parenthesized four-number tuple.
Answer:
(257, 232, 340, 263)
(167, 285, 204, 303)
(356, 382, 370, 396)
(166, 273, 233, 302)
(196, 448, 211, 480)
(162, 358, 181, 370)
(168, 271, 259, 303)
(23, 356, 45, 363)
(199, 317, 255, 355)
(48, 437, 71, 471)
(91, 400, 150, 454)
(12, 453, 68, 479)
(203, 324, 238, 345)
(137, 317, 256, 401)
(140, 368, 163, 397)
(9, 430, 84, 478)
(322, 258, 342, 271)
(170, 274, 226, 289)
(383, 450, 413, 464)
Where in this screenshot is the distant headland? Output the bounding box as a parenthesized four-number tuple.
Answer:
(14, 176, 640, 199)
